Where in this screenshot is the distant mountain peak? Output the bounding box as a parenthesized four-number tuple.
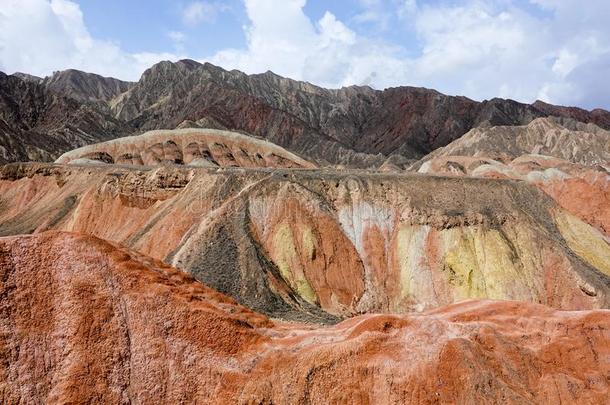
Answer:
(11, 72, 42, 83)
(1, 61, 609, 166)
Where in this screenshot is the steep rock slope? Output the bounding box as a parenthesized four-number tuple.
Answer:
(533, 99, 610, 129)
(110, 60, 610, 164)
(111, 61, 386, 167)
(1, 163, 609, 321)
(1, 231, 609, 404)
(2, 60, 610, 166)
(0, 72, 131, 163)
(417, 154, 610, 240)
(56, 128, 315, 168)
(42, 69, 132, 102)
(416, 117, 610, 166)
(412, 117, 610, 239)
(110, 61, 549, 164)
(10, 72, 42, 83)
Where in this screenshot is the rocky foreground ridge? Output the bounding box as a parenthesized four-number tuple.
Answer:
(1, 231, 609, 404)
(3, 59, 610, 167)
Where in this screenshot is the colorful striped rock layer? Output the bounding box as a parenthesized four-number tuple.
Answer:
(1, 163, 609, 322)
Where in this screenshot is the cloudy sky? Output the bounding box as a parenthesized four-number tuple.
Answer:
(1, 0, 609, 109)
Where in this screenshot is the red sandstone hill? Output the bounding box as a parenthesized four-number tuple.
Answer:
(1, 60, 609, 404)
(1, 231, 609, 404)
(1, 163, 609, 323)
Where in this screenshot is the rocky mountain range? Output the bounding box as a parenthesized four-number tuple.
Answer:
(0, 70, 131, 162)
(2, 59, 610, 167)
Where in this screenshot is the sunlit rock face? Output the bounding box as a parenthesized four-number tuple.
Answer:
(408, 116, 610, 241)
(4, 61, 610, 168)
(415, 153, 610, 241)
(1, 231, 609, 404)
(2, 60, 610, 404)
(55, 128, 316, 169)
(416, 117, 610, 167)
(1, 163, 609, 321)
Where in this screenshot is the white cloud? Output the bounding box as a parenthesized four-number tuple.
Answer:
(399, 0, 418, 17)
(353, 0, 391, 29)
(408, 2, 550, 101)
(168, 31, 186, 43)
(168, 30, 186, 53)
(0, 0, 183, 80)
(182, 1, 227, 26)
(525, 0, 610, 108)
(208, 0, 408, 88)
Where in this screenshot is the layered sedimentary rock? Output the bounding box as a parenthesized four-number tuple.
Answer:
(412, 117, 610, 240)
(56, 128, 315, 169)
(417, 117, 610, 166)
(42, 69, 132, 103)
(0, 71, 132, 163)
(3, 60, 610, 167)
(1, 163, 609, 321)
(418, 154, 610, 240)
(533, 99, 610, 129)
(108, 61, 610, 164)
(1, 231, 609, 404)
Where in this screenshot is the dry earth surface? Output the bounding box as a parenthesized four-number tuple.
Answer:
(1, 231, 609, 404)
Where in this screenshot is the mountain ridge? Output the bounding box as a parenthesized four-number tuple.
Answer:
(2, 59, 610, 167)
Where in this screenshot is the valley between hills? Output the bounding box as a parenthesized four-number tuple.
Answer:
(0, 60, 609, 403)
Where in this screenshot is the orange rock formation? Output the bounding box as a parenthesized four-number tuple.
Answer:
(417, 154, 610, 239)
(1, 231, 609, 404)
(55, 128, 316, 169)
(1, 163, 609, 322)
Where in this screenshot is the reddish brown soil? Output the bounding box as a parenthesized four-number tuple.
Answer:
(1, 231, 609, 404)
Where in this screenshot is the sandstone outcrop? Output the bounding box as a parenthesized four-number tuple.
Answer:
(412, 116, 610, 240)
(56, 128, 315, 169)
(3, 59, 610, 405)
(1, 231, 609, 404)
(417, 117, 610, 166)
(418, 154, 610, 239)
(1, 163, 609, 321)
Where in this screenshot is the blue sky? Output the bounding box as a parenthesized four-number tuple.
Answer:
(75, 0, 552, 56)
(78, 0, 248, 56)
(75, 0, 423, 57)
(1, 0, 610, 109)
